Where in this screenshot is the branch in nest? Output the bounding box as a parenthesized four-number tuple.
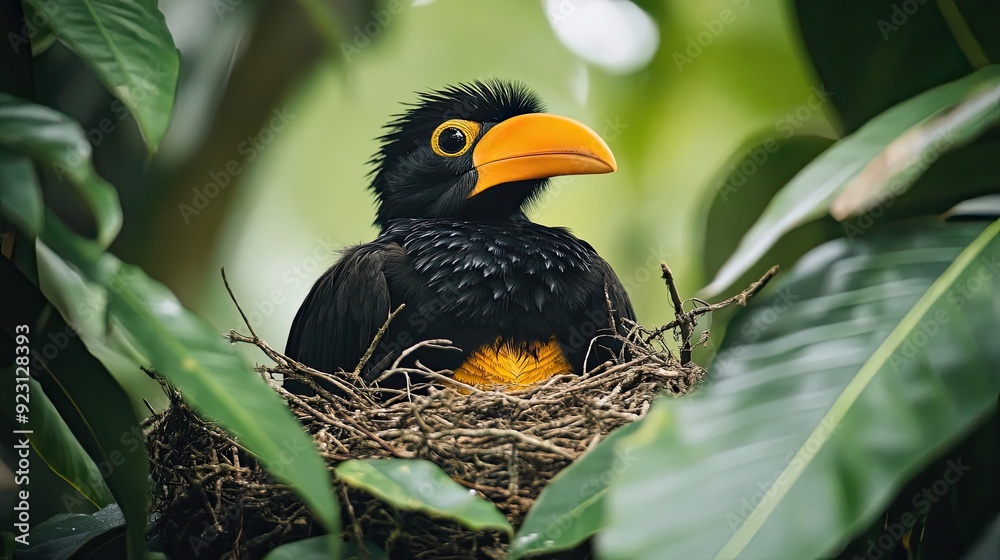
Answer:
(650, 264, 779, 364)
(353, 303, 406, 377)
(222, 267, 397, 405)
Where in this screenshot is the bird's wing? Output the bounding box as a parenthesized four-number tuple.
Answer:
(285, 243, 402, 382)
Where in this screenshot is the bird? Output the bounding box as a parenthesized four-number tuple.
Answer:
(285, 79, 635, 394)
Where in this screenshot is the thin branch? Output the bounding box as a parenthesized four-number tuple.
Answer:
(661, 263, 693, 364)
(645, 265, 779, 346)
(221, 267, 259, 340)
(353, 304, 406, 377)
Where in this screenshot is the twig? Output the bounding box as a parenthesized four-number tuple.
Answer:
(353, 304, 406, 377)
(436, 428, 576, 460)
(221, 267, 259, 341)
(645, 265, 779, 349)
(370, 340, 460, 384)
(340, 484, 365, 555)
(660, 263, 693, 364)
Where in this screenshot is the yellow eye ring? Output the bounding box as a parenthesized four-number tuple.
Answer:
(431, 119, 480, 157)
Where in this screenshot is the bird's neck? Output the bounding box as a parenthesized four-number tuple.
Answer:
(380, 212, 530, 233)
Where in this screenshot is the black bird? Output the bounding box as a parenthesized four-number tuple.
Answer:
(285, 80, 635, 392)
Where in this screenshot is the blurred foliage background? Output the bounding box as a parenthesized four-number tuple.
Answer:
(57, 0, 834, 357)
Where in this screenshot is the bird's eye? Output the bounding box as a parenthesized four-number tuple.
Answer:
(438, 128, 465, 153)
(431, 119, 480, 157)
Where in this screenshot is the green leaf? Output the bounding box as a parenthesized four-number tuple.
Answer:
(795, 0, 997, 133)
(879, 139, 1000, 219)
(0, 95, 122, 248)
(39, 213, 341, 540)
(16, 505, 125, 560)
(835, 412, 999, 559)
(0, 256, 149, 558)
(704, 65, 1000, 296)
(699, 135, 835, 295)
(336, 459, 514, 535)
(508, 422, 641, 559)
(962, 513, 1000, 560)
(832, 81, 1000, 220)
(35, 240, 163, 405)
(598, 219, 1000, 560)
(23, 1, 57, 56)
(263, 536, 387, 560)
(0, 147, 43, 236)
(948, 193, 1000, 218)
(23, 0, 179, 151)
(0, 374, 114, 509)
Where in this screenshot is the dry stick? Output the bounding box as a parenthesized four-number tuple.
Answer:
(660, 263, 693, 365)
(436, 428, 577, 460)
(391, 341, 460, 371)
(646, 265, 780, 350)
(353, 304, 406, 377)
(222, 267, 260, 341)
(229, 334, 365, 403)
(224, 267, 386, 404)
(282, 388, 407, 458)
(340, 484, 365, 554)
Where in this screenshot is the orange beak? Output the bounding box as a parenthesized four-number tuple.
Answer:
(469, 113, 617, 198)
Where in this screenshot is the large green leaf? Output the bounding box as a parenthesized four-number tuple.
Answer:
(0, 95, 122, 247)
(835, 411, 999, 559)
(0, 256, 149, 558)
(598, 219, 1000, 559)
(0, 374, 114, 509)
(16, 505, 125, 560)
(0, 147, 42, 236)
(832, 81, 1000, 220)
(704, 65, 1000, 296)
(23, 1, 57, 56)
(263, 536, 386, 560)
(699, 135, 836, 295)
(23, 0, 179, 150)
(38, 214, 341, 542)
(35, 240, 163, 407)
(508, 422, 641, 559)
(795, 0, 996, 133)
(875, 138, 1000, 220)
(336, 459, 514, 535)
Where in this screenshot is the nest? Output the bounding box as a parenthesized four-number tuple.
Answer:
(147, 265, 776, 559)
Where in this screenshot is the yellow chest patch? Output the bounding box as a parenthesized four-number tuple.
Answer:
(453, 337, 572, 389)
